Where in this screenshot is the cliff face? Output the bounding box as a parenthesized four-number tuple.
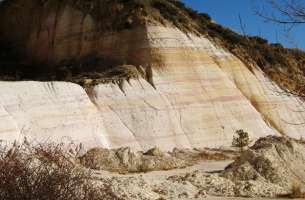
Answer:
(0, 0, 151, 65)
(90, 25, 305, 150)
(0, 1, 304, 150)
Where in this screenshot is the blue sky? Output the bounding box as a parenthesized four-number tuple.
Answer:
(182, 0, 305, 50)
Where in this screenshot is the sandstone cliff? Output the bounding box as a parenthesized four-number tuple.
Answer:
(0, 0, 304, 150)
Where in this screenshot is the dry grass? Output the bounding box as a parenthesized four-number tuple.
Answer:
(1, 0, 304, 97)
(74, 64, 142, 88)
(0, 140, 122, 200)
(206, 22, 305, 98)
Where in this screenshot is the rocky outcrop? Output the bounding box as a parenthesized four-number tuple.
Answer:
(89, 136, 305, 199)
(79, 147, 189, 173)
(0, 81, 107, 147)
(0, 2, 304, 150)
(0, 1, 150, 65)
(90, 25, 305, 149)
(176, 136, 305, 198)
(223, 136, 305, 190)
(79, 146, 232, 173)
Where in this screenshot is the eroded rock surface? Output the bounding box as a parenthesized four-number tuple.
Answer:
(223, 136, 305, 190)
(79, 147, 188, 173)
(0, 2, 304, 150)
(79, 146, 233, 173)
(89, 136, 305, 199)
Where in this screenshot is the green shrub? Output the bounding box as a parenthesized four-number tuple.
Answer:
(232, 130, 250, 151)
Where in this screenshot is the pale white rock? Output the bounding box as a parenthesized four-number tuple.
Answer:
(147, 26, 305, 138)
(215, 56, 305, 138)
(88, 26, 279, 150)
(0, 22, 304, 150)
(92, 63, 276, 150)
(0, 81, 109, 148)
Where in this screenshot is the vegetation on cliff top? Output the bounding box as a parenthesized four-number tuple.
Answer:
(0, 0, 304, 96)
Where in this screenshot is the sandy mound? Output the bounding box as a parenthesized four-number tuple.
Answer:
(3, 136, 303, 199)
(89, 136, 305, 199)
(79, 146, 233, 173)
(79, 147, 189, 173)
(168, 136, 305, 198)
(223, 136, 305, 188)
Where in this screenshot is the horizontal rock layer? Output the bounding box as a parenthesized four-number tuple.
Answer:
(90, 26, 305, 150)
(0, 6, 304, 150)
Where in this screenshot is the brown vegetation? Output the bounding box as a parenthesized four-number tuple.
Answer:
(207, 24, 305, 97)
(0, 0, 304, 96)
(0, 141, 121, 200)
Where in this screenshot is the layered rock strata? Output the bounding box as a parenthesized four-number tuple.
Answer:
(0, 5, 304, 150)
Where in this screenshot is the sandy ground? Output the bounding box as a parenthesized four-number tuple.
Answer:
(93, 160, 233, 178)
(93, 160, 290, 199)
(88, 137, 305, 199)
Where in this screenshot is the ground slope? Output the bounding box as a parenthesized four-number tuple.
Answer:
(86, 136, 305, 199)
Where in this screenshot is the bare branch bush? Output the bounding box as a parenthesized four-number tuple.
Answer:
(0, 140, 120, 200)
(253, 0, 305, 126)
(256, 0, 305, 25)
